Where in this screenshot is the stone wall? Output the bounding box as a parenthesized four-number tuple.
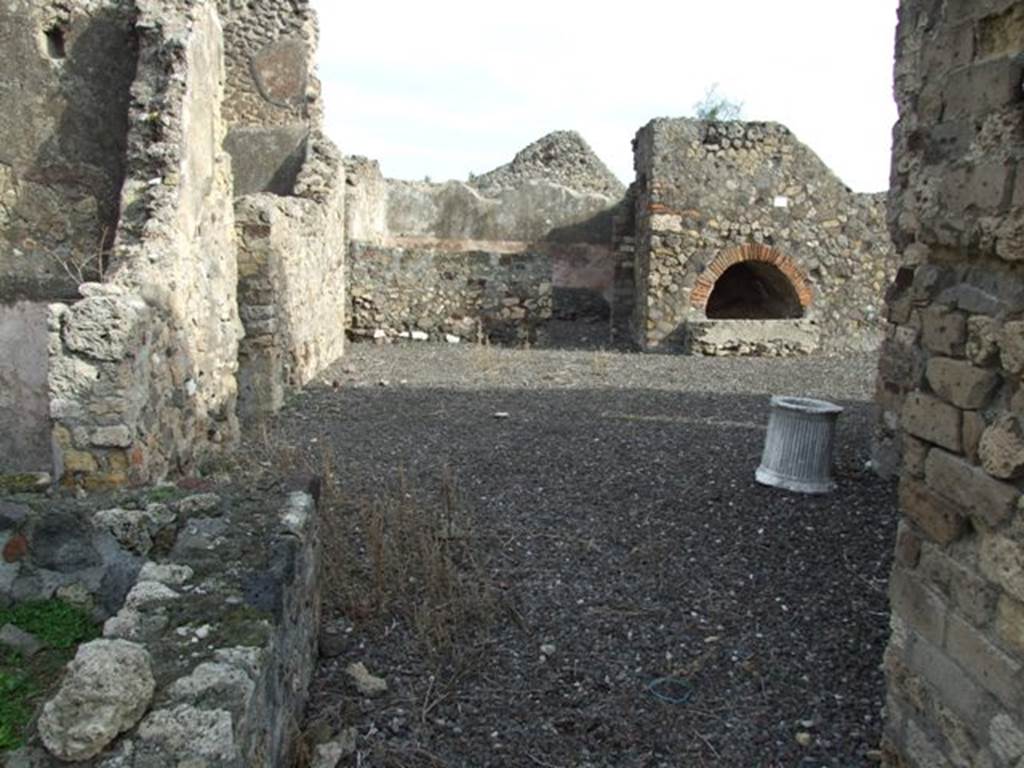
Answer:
(631, 118, 897, 354)
(49, 0, 243, 487)
(349, 242, 556, 344)
(2, 483, 321, 767)
(215, 0, 320, 129)
(877, 1, 1024, 766)
(0, 0, 136, 301)
(236, 131, 346, 416)
(345, 133, 627, 343)
(0, 0, 137, 472)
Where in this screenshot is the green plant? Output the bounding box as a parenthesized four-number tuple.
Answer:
(0, 599, 98, 649)
(693, 82, 744, 121)
(0, 599, 99, 752)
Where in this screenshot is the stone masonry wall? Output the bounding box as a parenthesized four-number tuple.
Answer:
(877, 1, 1024, 766)
(49, 0, 243, 487)
(349, 242, 555, 344)
(632, 118, 897, 354)
(0, 0, 137, 473)
(0, 0, 136, 301)
(2, 484, 321, 767)
(345, 133, 626, 343)
(215, 0, 320, 129)
(236, 131, 346, 416)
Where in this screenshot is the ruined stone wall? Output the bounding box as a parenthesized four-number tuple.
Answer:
(632, 118, 897, 354)
(345, 133, 627, 343)
(878, 1, 1024, 766)
(236, 132, 346, 416)
(215, 0, 320, 129)
(349, 243, 555, 344)
(0, 0, 138, 472)
(0, 0, 136, 300)
(49, 0, 242, 487)
(3, 484, 321, 767)
(216, 0, 320, 204)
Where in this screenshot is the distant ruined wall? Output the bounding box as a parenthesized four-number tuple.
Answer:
(215, 0, 320, 129)
(631, 119, 896, 354)
(216, 0, 319, 201)
(344, 133, 627, 344)
(49, 0, 242, 487)
(878, 1, 1024, 766)
(236, 132, 346, 416)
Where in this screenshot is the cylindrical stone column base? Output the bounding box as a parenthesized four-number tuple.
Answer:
(756, 396, 843, 494)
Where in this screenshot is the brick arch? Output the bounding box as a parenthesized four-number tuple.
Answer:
(689, 244, 813, 312)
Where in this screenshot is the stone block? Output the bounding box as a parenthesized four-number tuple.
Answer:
(943, 57, 1024, 120)
(922, 306, 967, 356)
(968, 316, 1001, 366)
(996, 595, 1024, 655)
(989, 713, 1024, 763)
(1000, 321, 1024, 374)
(946, 613, 1022, 709)
(979, 414, 1024, 479)
(941, 161, 1012, 219)
(899, 475, 968, 545)
(908, 637, 991, 737)
(902, 392, 963, 451)
(925, 448, 1018, 528)
(962, 411, 986, 462)
(62, 296, 148, 363)
(90, 425, 133, 449)
(978, 3, 1024, 59)
(62, 450, 99, 475)
(903, 435, 930, 477)
(926, 357, 1000, 409)
(890, 568, 949, 646)
(905, 718, 953, 768)
(919, 545, 999, 626)
(981, 534, 1024, 603)
(895, 520, 923, 567)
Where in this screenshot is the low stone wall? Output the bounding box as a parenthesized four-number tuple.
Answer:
(236, 132, 347, 416)
(0, 301, 51, 472)
(349, 241, 555, 344)
(877, 1, 1024, 766)
(2, 483, 321, 767)
(685, 319, 819, 356)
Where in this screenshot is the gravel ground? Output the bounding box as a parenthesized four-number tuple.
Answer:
(243, 341, 898, 768)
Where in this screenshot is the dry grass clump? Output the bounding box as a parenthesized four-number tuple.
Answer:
(318, 452, 496, 653)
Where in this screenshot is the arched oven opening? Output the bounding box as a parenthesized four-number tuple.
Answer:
(705, 261, 805, 319)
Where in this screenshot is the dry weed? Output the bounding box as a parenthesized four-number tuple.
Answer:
(318, 458, 496, 653)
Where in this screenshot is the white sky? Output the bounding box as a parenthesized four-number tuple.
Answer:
(310, 1, 900, 193)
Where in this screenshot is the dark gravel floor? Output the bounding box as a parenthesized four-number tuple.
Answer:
(245, 341, 898, 768)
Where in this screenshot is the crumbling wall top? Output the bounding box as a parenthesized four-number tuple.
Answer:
(471, 130, 625, 198)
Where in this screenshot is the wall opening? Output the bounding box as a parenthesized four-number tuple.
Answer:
(705, 261, 804, 319)
(44, 25, 66, 59)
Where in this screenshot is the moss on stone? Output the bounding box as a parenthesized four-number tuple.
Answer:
(0, 473, 48, 494)
(216, 606, 273, 648)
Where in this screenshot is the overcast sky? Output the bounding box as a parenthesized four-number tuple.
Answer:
(309, 1, 900, 193)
